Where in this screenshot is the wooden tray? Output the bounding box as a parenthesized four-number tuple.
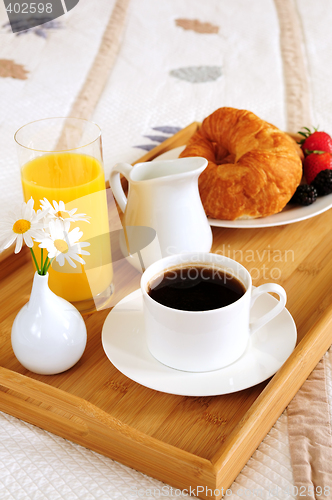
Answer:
(1, 123, 332, 500)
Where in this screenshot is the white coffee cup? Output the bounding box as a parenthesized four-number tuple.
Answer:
(141, 252, 287, 372)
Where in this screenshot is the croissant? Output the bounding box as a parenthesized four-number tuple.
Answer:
(179, 107, 303, 220)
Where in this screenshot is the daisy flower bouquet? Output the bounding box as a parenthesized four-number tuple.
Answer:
(0, 197, 91, 274)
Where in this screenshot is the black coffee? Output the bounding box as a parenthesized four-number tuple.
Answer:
(147, 266, 246, 311)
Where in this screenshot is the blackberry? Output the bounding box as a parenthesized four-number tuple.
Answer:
(289, 185, 317, 206)
(311, 169, 332, 196)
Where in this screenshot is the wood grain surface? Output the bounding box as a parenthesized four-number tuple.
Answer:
(1, 124, 332, 499)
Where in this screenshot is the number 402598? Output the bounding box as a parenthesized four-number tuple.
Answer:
(6, 3, 53, 14)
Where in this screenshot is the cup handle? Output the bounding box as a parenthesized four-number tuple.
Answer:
(249, 283, 287, 334)
(109, 162, 133, 213)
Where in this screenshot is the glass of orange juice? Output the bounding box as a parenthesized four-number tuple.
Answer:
(15, 117, 113, 313)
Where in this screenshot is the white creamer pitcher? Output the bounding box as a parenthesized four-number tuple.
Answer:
(109, 157, 212, 261)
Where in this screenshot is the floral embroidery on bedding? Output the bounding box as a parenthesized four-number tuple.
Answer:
(133, 126, 182, 151)
(2, 19, 62, 38)
(175, 19, 219, 34)
(169, 66, 222, 83)
(0, 59, 29, 79)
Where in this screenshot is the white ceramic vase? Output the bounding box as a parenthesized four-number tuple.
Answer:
(11, 272, 87, 375)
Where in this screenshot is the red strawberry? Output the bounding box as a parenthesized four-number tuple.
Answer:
(303, 152, 332, 184)
(298, 127, 332, 155)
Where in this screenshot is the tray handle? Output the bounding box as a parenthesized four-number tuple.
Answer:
(0, 367, 125, 438)
(0, 366, 213, 480)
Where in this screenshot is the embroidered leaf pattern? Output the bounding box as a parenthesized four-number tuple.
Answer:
(134, 125, 183, 151)
(170, 66, 222, 83)
(175, 18, 219, 34)
(144, 135, 170, 143)
(32, 28, 49, 39)
(152, 126, 182, 134)
(2, 19, 62, 37)
(0, 59, 28, 80)
(133, 144, 158, 152)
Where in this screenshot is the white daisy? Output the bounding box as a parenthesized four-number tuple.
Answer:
(38, 218, 90, 268)
(40, 198, 90, 223)
(0, 198, 48, 254)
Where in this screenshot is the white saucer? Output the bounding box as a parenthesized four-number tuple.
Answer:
(155, 146, 332, 228)
(101, 289, 297, 396)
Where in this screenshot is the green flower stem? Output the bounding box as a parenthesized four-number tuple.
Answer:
(44, 257, 53, 274)
(30, 248, 40, 274)
(42, 256, 49, 275)
(40, 248, 44, 274)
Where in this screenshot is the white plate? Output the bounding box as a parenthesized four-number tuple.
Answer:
(101, 289, 297, 396)
(154, 146, 332, 228)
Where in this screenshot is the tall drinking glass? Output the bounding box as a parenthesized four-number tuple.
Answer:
(15, 117, 113, 313)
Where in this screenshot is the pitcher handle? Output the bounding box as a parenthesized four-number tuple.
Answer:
(109, 163, 133, 213)
(249, 283, 287, 334)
